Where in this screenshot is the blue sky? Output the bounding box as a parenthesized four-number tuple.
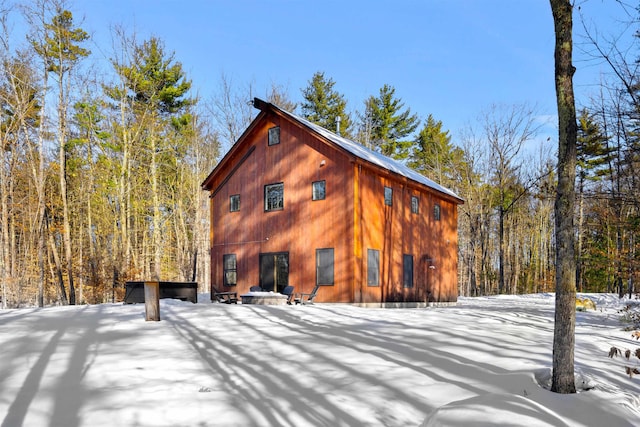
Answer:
(76, 0, 631, 144)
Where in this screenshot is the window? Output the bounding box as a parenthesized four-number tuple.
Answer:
(223, 254, 237, 286)
(230, 194, 240, 212)
(265, 183, 284, 211)
(403, 254, 414, 288)
(384, 186, 393, 206)
(268, 126, 280, 146)
(434, 204, 441, 221)
(312, 180, 326, 200)
(367, 249, 380, 287)
(316, 248, 334, 285)
(411, 196, 419, 214)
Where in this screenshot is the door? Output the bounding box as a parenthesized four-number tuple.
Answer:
(259, 252, 289, 293)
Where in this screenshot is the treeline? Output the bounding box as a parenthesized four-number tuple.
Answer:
(1, 0, 638, 308)
(0, 1, 220, 306)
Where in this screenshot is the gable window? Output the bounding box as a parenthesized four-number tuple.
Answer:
(403, 254, 414, 288)
(265, 183, 284, 211)
(223, 254, 237, 286)
(230, 194, 240, 212)
(268, 126, 280, 146)
(434, 204, 441, 221)
(312, 180, 326, 201)
(384, 186, 393, 206)
(316, 248, 334, 285)
(411, 196, 419, 214)
(367, 249, 380, 287)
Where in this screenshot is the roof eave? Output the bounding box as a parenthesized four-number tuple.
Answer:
(201, 110, 267, 191)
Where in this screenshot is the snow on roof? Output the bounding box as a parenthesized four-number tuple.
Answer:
(262, 99, 463, 202)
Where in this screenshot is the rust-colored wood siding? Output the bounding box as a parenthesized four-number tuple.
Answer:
(208, 112, 355, 302)
(206, 104, 460, 304)
(354, 165, 458, 303)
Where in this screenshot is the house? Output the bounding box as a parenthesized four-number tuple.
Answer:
(201, 98, 464, 306)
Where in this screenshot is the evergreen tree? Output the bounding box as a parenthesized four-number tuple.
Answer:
(109, 36, 193, 280)
(576, 109, 611, 181)
(408, 114, 463, 186)
(300, 71, 351, 136)
(31, 6, 90, 305)
(120, 37, 192, 115)
(363, 84, 419, 159)
(575, 109, 612, 293)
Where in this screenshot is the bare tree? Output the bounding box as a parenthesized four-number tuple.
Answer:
(482, 103, 540, 294)
(208, 72, 256, 152)
(265, 82, 296, 112)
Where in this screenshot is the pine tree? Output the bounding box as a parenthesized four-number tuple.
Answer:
(576, 109, 611, 181)
(363, 84, 419, 159)
(31, 6, 90, 305)
(408, 114, 463, 186)
(110, 36, 193, 280)
(300, 71, 351, 136)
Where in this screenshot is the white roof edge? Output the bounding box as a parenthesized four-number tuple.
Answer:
(264, 100, 463, 202)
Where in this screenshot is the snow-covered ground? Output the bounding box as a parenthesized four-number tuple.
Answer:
(1, 293, 639, 427)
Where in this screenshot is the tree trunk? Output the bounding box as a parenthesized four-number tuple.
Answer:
(550, 0, 577, 394)
(576, 174, 584, 292)
(499, 205, 505, 293)
(46, 212, 68, 304)
(58, 114, 76, 305)
(0, 135, 9, 309)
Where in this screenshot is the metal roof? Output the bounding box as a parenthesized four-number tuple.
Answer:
(257, 98, 463, 202)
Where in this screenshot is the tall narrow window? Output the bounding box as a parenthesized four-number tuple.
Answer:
(312, 180, 326, 200)
(434, 204, 441, 221)
(268, 126, 280, 146)
(411, 196, 419, 214)
(367, 249, 380, 287)
(230, 194, 240, 212)
(316, 248, 334, 285)
(265, 183, 284, 211)
(403, 254, 414, 288)
(384, 186, 393, 206)
(223, 254, 237, 286)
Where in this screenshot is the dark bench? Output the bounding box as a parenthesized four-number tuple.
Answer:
(124, 281, 198, 304)
(212, 285, 238, 304)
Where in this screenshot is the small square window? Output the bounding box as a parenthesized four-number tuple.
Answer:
(230, 195, 240, 212)
(384, 186, 393, 206)
(411, 196, 419, 214)
(268, 126, 280, 146)
(312, 181, 326, 200)
(265, 183, 284, 211)
(434, 204, 441, 221)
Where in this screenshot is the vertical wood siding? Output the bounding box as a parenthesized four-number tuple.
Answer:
(207, 110, 459, 303)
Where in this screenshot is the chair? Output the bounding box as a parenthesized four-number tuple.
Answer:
(211, 285, 238, 304)
(294, 284, 320, 305)
(281, 286, 295, 305)
(250, 286, 262, 292)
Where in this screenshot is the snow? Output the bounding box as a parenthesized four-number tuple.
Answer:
(1, 293, 639, 426)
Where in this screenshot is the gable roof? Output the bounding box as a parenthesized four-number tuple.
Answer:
(202, 98, 463, 204)
(253, 98, 463, 203)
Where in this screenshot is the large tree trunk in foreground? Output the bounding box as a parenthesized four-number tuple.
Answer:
(550, 0, 577, 394)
